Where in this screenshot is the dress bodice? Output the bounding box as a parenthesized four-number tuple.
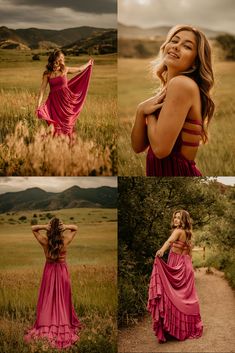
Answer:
(48, 75, 68, 91)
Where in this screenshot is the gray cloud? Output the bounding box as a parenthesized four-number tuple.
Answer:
(5, 0, 116, 14)
(0, 0, 117, 29)
(0, 177, 117, 194)
(119, 0, 235, 34)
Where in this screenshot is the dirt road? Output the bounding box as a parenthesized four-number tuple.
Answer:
(118, 268, 235, 352)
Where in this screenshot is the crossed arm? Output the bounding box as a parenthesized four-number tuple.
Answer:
(131, 76, 194, 158)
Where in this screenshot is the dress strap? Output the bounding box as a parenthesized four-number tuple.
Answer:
(185, 118, 202, 126)
(181, 140, 200, 147)
(182, 127, 202, 136)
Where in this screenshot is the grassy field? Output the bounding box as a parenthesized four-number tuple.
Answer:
(118, 58, 235, 176)
(0, 208, 117, 352)
(0, 51, 117, 176)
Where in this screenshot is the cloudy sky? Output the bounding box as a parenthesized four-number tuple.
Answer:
(0, 0, 117, 29)
(119, 0, 235, 34)
(0, 177, 117, 194)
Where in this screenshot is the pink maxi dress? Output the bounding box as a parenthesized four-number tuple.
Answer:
(37, 60, 93, 136)
(24, 250, 81, 349)
(147, 240, 203, 342)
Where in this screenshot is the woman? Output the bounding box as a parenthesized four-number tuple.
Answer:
(36, 49, 93, 136)
(24, 217, 81, 349)
(147, 210, 203, 343)
(131, 25, 215, 176)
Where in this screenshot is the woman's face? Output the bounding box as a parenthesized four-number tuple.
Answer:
(58, 53, 65, 65)
(173, 212, 181, 227)
(163, 30, 197, 73)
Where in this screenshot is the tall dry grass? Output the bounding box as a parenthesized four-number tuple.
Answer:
(0, 122, 113, 176)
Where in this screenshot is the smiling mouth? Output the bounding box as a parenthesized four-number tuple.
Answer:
(168, 52, 179, 59)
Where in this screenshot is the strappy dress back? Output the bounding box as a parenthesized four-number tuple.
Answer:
(147, 116, 203, 176)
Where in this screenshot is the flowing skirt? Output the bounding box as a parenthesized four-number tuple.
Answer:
(37, 61, 93, 136)
(24, 262, 81, 349)
(147, 251, 203, 342)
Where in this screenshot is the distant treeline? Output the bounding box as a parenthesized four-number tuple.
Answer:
(119, 34, 235, 60)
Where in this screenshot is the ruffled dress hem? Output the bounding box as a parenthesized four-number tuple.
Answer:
(24, 323, 82, 349)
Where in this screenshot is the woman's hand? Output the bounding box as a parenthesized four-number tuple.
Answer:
(138, 89, 166, 116)
(155, 249, 164, 257)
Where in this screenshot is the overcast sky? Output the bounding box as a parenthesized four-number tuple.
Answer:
(0, 177, 117, 194)
(0, 0, 117, 29)
(119, 0, 235, 34)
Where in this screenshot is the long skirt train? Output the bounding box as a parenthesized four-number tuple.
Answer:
(147, 251, 203, 342)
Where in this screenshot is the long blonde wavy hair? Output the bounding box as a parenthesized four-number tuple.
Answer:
(154, 24, 215, 143)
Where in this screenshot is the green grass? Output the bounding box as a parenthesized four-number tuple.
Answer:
(0, 208, 117, 352)
(118, 58, 235, 176)
(0, 51, 117, 176)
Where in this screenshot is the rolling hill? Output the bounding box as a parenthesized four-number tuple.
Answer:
(0, 186, 117, 213)
(118, 23, 229, 39)
(0, 25, 117, 52)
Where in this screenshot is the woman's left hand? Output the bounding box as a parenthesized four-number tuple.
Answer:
(155, 249, 164, 257)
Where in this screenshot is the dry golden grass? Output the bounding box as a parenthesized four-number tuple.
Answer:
(0, 122, 114, 176)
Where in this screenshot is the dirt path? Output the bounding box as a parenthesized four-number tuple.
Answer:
(118, 268, 235, 352)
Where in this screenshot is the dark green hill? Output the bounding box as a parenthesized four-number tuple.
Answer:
(0, 26, 116, 50)
(0, 186, 117, 213)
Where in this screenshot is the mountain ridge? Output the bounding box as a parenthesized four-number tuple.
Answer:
(0, 186, 117, 213)
(0, 25, 117, 51)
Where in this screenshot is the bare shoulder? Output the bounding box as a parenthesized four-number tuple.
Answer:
(167, 75, 198, 95)
(172, 228, 185, 238)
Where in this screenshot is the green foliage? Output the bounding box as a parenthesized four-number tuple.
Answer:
(216, 34, 235, 60)
(19, 216, 27, 221)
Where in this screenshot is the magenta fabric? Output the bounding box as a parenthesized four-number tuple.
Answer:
(147, 251, 203, 342)
(146, 116, 202, 176)
(37, 60, 93, 135)
(24, 261, 81, 349)
(146, 148, 202, 176)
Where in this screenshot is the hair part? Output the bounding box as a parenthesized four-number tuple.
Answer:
(153, 24, 215, 143)
(47, 217, 64, 260)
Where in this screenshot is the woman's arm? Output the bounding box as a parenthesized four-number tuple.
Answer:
(156, 228, 182, 257)
(131, 90, 166, 153)
(147, 76, 195, 159)
(32, 224, 48, 246)
(36, 74, 48, 109)
(63, 224, 78, 246)
(67, 59, 93, 74)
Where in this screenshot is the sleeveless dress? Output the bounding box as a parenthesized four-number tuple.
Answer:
(146, 118, 202, 176)
(37, 60, 93, 136)
(24, 250, 81, 349)
(147, 240, 203, 342)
